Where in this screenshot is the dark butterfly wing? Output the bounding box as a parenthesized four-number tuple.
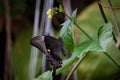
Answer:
(30, 36, 57, 66)
(30, 36, 61, 65)
(30, 35, 66, 79)
(44, 36, 67, 56)
(30, 36, 48, 54)
(51, 47, 62, 69)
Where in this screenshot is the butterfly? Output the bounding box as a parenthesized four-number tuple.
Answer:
(30, 35, 66, 78)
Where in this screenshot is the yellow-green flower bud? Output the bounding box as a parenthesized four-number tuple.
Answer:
(48, 15, 52, 19)
(47, 8, 53, 15)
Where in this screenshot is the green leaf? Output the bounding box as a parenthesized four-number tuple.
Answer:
(98, 22, 113, 51)
(34, 71, 52, 80)
(57, 22, 113, 76)
(74, 40, 103, 58)
(60, 9, 77, 53)
(74, 22, 113, 58)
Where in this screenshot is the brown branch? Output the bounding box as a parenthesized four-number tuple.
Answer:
(97, 0, 108, 23)
(66, 53, 89, 80)
(107, 0, 120, 48)
(108, 0, 120, 37)
(97, 0, 117, 44)
(4, 0, 12, 80)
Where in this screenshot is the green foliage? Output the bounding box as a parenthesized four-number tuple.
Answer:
(74, 2, 120, 79)
(74, 40, 103, 58)
(57, 22, 113, 76)
(35, 9, 114, 80)
(33, 71, 52, 80)
(98, 22, 113, 51)
(75, 22, 113, 58)
(60, 9, 77, 53)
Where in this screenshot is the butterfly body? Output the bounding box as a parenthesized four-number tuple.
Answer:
(30, 35, 66, 77)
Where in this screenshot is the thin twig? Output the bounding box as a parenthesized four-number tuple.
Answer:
(64, 12, 93, 40)
(97, 0, 120, 68)
(97, 0, 108, 23)
(66, 53, 88, 80)
(97, 0, 117, 44)
(104, 52, 120, 69)
(108, 0, 120, 37)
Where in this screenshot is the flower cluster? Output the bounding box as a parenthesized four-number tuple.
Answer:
(47, 8, 54, 19)
(47, 5, 64, 19)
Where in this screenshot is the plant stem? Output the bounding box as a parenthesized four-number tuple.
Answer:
(97, 0, 108, 23)
(104, 52, 120, 69)
(64, 12, 93, 40)
(97, 1, 120, 69)
(74, 22, 93, 40)
(66, 53, 88, 80)
(108, 0, 120, 37)
(97, 0, 118, 46)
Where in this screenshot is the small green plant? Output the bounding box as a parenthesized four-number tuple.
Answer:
(34, 8, 120, 80)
